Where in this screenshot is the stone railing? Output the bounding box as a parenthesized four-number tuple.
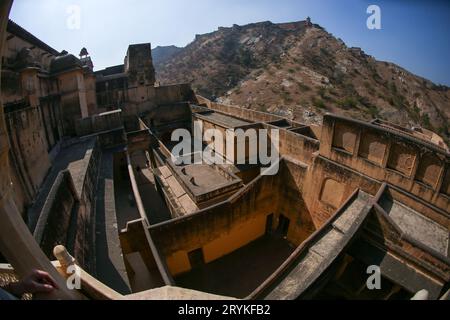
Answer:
(53, 246, 123, 300)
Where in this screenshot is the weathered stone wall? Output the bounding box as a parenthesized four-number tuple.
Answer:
(119, 219, 168, 289)
(195, 97, 320, 166)
(84, 72, 98, 116)
(304, 156, 382, 227)
(73, 141, 100, 271)
(123, 86, 156, 115)
(268, 124, 320, 166)
(56, 70, 86, 136)
(149, 158, 319, 277)
(142, 102, 192, 135)
(189, 98, 449, 290)
(75, 109, 123, 137)
(123, 83, 193, 125)
(278, 158, 317, 245)
(0, 1, 12, 211)
(33, 170, 78, 262)
(1, 70, 22, 103)
(197, 95, 286, 123)
(2, 26, 56, 71)
(32, 140, 101, 272)
(39, 96, 63, 151)
(155, 84, 193, 105)
(95, 75, 128, 111)
(320, 115, 450, 212)
(97, 128, 127, 149)
(0, 22, 63, 217)
(5, 106, 51, 215)
(125, 43, 155, 87)
(197, 99, 448, 217)
(150, 173, 279, 276)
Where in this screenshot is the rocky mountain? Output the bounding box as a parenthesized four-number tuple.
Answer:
(152, 45, 183, 66)
(154, 20, 450, 140)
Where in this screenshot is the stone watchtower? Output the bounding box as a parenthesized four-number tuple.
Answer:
(79, 47, 94, 71)
(124, 43, 156, 88)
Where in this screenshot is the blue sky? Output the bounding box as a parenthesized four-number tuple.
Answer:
(10, 0, 450, 85)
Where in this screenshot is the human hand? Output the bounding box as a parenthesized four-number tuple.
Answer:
(9, 269, 59, 296)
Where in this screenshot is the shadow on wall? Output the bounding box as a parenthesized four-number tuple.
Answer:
(278, 159, 317, 246)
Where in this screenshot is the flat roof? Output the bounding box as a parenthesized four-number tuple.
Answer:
(181, 164, 230, 190)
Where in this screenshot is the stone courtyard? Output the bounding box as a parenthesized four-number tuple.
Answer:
(0, 1, 449, 301)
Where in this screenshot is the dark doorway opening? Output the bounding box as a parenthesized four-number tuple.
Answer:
(265, 214, 274, 235)
(276, 214, 290, 238)
(188, 248, 205, 269)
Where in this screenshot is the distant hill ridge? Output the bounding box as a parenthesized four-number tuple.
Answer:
(153, 20, 449, 140)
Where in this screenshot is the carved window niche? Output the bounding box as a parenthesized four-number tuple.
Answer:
(358, 131, 387, 166)
(320, 178, 345, 209)
(332, 122, 358, 155)
(387, 143, 417, 177)
(440, 166, 450, 196)
(415, 154, 443, 188)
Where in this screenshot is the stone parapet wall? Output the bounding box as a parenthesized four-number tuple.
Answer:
(320, 114, 450, 212)
(155, 84, 193, 105)
(33, 170, 79, 262)
(32, 139, 101, 272)
(5, 106, 51, 215)
(75, 109, 123, 137)
(197, 95, 286, 124)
